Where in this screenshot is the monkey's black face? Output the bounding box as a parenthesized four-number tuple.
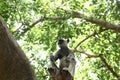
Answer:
(58, 39, 64, 45)
(58, 39, 69, 48)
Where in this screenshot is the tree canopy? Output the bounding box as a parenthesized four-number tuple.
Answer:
(0, 0, 120, 80)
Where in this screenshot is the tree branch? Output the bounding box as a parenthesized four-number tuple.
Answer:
(74, 50, 120, 79)
(18, 16, 70, 36)
(17, 9, 120, 36)
(74, 28, 107, 49)
(59, 8, 120, 32)
(0, 16, 37, 80)
(71, 11, 120, 33)
(99, 55, 120, 79)
(74, 50, 100, 58)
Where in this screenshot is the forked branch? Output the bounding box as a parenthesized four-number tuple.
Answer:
(15, 9, 120, 36)
(74, 50, 120, 79)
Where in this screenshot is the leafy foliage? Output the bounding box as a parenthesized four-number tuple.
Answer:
(0, 0, 120, 80)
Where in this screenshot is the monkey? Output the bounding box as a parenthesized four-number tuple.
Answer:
(49, 38, 76, 78)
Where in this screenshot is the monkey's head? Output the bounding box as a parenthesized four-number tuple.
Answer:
(58, 38, 69, 48)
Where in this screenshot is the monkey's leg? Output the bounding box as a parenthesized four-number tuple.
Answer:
(68, 58, 76, 77)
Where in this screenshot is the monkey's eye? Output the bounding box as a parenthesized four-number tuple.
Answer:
(58, 39, 64, 44)
(67, 39, 69, 43)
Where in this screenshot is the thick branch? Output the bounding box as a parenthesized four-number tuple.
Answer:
(72, 11, 120, 33)
(58, 8, 120, 33)
(17, 10, 120, 36)
(86, 18, 120, 32)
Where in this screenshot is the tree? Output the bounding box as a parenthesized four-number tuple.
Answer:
(0, 0, 120, 80)
(0, 16, 36, 80)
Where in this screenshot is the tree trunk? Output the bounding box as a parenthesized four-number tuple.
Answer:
(48, 67, 73, 80)
(0, 16, 36, 80)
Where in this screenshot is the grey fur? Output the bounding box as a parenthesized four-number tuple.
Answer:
(50, 39, 76, 77)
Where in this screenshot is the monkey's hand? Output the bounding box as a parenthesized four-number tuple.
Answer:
(50, 53, 59, 69)
(50, 53, 55, 62)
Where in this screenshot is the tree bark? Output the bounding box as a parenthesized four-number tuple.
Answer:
(0, 16, 36, 80)
(48, 67, 73, 80)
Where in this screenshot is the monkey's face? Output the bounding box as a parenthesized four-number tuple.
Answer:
(58, 39, 69, 48)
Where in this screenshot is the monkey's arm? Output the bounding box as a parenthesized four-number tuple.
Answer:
(50, 53, 59, 69)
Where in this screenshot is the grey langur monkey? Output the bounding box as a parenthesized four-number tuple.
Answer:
(50, 38, 76, 77)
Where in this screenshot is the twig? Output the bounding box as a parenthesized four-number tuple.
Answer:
(18, 16, 70, 36)
(74, 31, 97, 50)
(74, 28, 107, 50)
